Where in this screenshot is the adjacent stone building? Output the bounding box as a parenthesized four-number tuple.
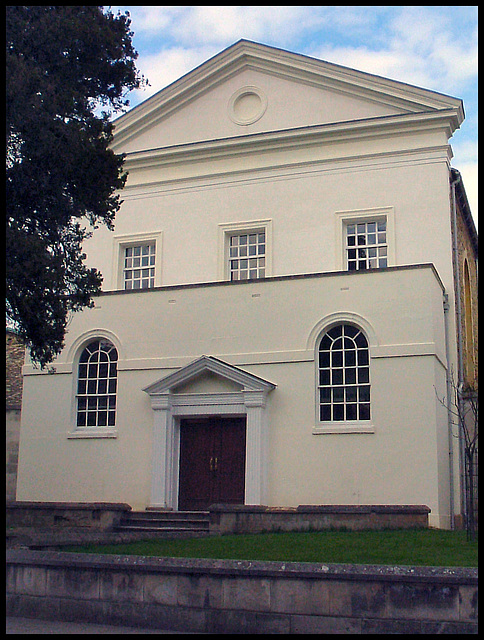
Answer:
(6, 330, 25, 500)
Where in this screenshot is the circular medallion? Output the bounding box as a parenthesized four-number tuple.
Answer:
(228, 86, 267, 125)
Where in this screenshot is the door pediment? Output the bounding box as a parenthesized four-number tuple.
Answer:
(143, 355, 276, 397)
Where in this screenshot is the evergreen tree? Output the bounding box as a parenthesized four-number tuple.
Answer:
(6, 6, 146, 367)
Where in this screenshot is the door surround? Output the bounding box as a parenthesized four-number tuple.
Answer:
(143, 356, 276, 510)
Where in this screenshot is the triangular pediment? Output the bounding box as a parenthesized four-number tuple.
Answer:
(112, 39, 463, 154)
(143, 355, 276, 396)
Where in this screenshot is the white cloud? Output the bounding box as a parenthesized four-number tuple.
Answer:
(389, 7, 477, 91)
(113, 6, 186, 35)
(116, 5, 312, 45)
(130, 45, 219, 101)
(338, 7, 476, 95)
(173, 5, 313, 45)
(310, 44, 429, 87)
(115, 6, 477, 95)
(122, 5, 322, 102)
(115, 5, 319, 104)
(308, 6, 477, 95)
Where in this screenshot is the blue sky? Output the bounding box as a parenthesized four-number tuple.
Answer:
(110, 6, 478, 222)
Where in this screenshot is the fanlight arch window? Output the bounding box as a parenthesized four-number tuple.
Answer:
(318, 324, 370, 422)
(76, 339, 118, 428)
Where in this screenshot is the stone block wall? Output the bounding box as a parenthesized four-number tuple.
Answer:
(451, 176, 478, 388)
(6, 550, 478, 634)
(6, 501, 131, 532)
(6, 330, 25, 501)
(209, 504, 430, 535)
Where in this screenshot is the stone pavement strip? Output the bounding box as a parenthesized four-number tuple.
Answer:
(6, 616, 205, 634)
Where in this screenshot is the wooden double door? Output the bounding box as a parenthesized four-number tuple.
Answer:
(178, 416, 246, 511)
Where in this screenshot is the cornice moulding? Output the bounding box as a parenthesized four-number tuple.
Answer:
(122, 109, 460, 174)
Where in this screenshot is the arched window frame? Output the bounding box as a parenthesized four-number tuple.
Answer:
(68, 336, 119, 439)
(313, 320, 375, 435)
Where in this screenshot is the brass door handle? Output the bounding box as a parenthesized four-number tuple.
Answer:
(210, 457, 218, 472)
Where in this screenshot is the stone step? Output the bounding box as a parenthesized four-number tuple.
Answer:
(118, 520, 209, 530)
(116, 525, 208, 533)
(114, 510, 210, 535)
(135, 509, 209, 520)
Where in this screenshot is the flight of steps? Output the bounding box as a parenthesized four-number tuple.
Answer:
(114, 510, 210, 538)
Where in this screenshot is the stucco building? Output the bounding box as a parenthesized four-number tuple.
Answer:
(16, 41, 477, 528)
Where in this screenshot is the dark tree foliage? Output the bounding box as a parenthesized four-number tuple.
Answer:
(6, 6, 146, 367)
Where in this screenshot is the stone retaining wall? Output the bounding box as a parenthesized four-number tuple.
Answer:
(6, 550, 477, 634)
(6, 501, 131, 532)
(209, 504, 431, 535)
(6, 502, 431, 539)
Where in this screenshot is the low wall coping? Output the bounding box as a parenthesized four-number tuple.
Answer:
(6, 549, 477, 586)
(6, 501, 132, 512)
(209, 504, 431, 515)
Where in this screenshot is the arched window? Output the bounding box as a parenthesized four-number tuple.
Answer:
(76, 339, 118, 428)
(318, 324, 370, 422)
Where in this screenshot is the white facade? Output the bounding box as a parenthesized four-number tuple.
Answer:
(17, 41, 467, 527)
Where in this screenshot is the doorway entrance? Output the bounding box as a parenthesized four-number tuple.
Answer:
(178, 416, 246, 510)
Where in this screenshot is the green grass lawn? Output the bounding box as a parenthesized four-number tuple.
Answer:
(64, 528, 477, 567)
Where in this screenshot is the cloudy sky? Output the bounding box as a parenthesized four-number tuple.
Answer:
(110, 5, 478, 222)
